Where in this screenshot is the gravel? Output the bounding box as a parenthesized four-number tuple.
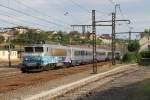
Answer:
(0, 62, 115, 100)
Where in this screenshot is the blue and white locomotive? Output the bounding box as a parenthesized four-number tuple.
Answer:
(21, 44, 120, 72)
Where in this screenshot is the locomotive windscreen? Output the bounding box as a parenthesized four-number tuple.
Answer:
(25, 47, 33, 52)
(35, 47, 43, 52)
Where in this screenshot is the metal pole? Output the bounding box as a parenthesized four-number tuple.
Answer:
(92, 10, 97, 74)
(112, 13, 116, 65)
(129, 31, 131, 44)
(82, 26, 85, 35)
(8, 37, 11, 67)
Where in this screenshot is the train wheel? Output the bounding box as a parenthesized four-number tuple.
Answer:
(21, 68, 26, 73)
(65, 62, 72, 68)
(70, 61, 76, 67)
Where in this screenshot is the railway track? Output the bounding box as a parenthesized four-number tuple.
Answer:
(56, 67, 139, 100)
(0, 68, 21, 79)
(0, 71, 21, 79)
(0, 62, 111, 93)
(0, 62, 109, 80)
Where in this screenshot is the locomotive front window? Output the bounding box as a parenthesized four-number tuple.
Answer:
(25, 47, 33, 52)
(35, 47, 43, 52)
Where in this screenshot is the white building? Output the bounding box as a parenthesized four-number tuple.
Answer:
(99, 34, 112, 44)
(139, 33, 150, 52)
(0, 49, 19, 61)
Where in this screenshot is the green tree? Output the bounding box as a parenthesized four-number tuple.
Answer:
(69, 31, 81, 45)
(0, 36, 4, 44)
(96, 38, 102, 45)
(144, 29, 150, 40)
(12, 30, 49, 45)
(128, 40, 140, 52)
(61, 34, 70, 45)
(122, 52, 139, 63)
(51, 31, 63, 43)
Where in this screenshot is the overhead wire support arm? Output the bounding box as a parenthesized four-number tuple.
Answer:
(96, 20, 130, 24)
(116, 31, 145, 44)
(71, 24, 112, 27)
(116, 32, 145, 34)
(95, 14, 130, 65)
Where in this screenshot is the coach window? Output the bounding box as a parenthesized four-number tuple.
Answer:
(35, 47, 43, 52)
(75, 51, 80, 56)
(80, 51, 83, 56)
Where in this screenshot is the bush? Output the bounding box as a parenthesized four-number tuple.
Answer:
(128, 40, 140, 52)
(122, 52, 139, 63)
(140, 51, 150, 58)
(139, 51, 150, 66)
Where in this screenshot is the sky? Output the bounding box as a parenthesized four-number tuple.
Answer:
(0, 0, 149, 38)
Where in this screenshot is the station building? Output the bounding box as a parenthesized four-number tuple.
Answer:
(0, 48, 20, 61)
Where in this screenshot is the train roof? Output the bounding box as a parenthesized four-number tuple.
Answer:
(24, 44, 120, 52)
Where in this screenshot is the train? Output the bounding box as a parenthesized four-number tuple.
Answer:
(21, 44, 121, 72)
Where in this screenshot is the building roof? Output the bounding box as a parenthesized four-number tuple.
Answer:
(100, 34, 112, 40)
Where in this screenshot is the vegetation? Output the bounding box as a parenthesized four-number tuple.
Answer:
(122, 52, 140, 63)
(0, 36, 4, 44)
(128, 40, 140, 52)
(144, 29, 150, 39)
(139, 51, 150, 66)
(122, 40, 140, 63)
(12, 30, 49, 45)
(10, 30, 103, 46)
(140, 51, 150, 58)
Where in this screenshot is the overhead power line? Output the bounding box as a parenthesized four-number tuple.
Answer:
(69, 0, 91, 13)
(0, 12, 48, 28)
(108, 0, 116, 5)
(118, 5, 131, 28)
(0, 3, 64, 27)
(107, 0, 132, 29)
(0, 18, 19, 26)
(14, 0, 71, 26)
(69, 0, 112, 16)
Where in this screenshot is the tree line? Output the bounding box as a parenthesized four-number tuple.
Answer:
(0, 30, 103, 46)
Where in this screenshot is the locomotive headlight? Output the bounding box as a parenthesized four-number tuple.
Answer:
(24, 58, 29, 61)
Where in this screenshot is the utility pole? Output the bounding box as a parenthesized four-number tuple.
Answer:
(112, 13, 116, 65)
(8, 37, 11, 67)
(82, 25, 86, 35)
(92, 10, 97, 74)
(71, 10, 130, 73)
(71, 11, 111, 74)
(129, 31, 131, 43)
(96, 18, 130, 65)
